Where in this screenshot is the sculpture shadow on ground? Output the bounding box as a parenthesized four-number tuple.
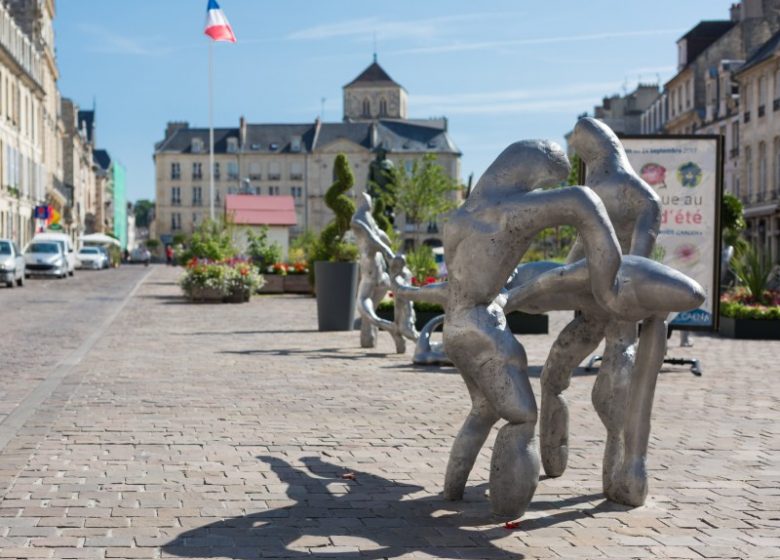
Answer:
(218, 348, 395, 360)
(181, 329, 322, 336)
(162, 455, 612, 560)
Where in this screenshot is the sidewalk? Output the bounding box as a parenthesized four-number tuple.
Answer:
(0, 265, 778, 559)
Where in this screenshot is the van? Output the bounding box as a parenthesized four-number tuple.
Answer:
(33, 232, 76, 276)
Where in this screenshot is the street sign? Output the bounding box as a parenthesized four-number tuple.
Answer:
(34, 205, 50, 220)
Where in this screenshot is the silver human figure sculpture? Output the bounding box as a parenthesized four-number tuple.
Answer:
(394, 140, 627, 518)
(505, 256, 704, 505)
(388, 255, 419, 344)
(537, 117, 663, 483)
(351, 193, 405, 353)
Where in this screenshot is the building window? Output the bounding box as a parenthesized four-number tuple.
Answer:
(292, 186, 303, 199)
(268, 161, 281, 180)
(268, 186, 280, 196)
(215, 188, 221, 203)
(379, 98, 388, 116)
(191, 138, 204, 153)
(227, 161, 239, 180)
(774, 137, 780, 193)
(362, 99, 371, 117)
(759, 75, 767, 117)
(171, 186, 181, 205)
(227, 137, 238, 153)
(290, 162, 303, 180)
(171, 162, 181, 180)
(193, 213, 199, 226)
(746, 145, 753, 199)
(192, 186, 202, 206)
(213, 162, 220, 180)
(249, 162, 261, 180)
(171, 213, 181, 230)
(759, 142, 767, 198)
(192, 162, 202, 180)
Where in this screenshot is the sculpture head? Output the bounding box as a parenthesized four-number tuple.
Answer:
(472, 140, 570, 196)
(569, 117, 625, 164)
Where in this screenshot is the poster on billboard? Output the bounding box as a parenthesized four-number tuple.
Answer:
(618, 135, 723, 330)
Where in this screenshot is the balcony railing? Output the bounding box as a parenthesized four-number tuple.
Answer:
(744, 190, 779, 205)
(0, 3, 42, 88)
(171, 198, 181, 206)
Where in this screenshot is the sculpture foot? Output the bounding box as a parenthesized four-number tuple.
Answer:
(540, 444, 567, 478)
(605, 457, 647, 507)
(489, 423, 540, 518)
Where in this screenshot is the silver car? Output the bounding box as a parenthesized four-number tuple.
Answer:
(24, 241, 67, 278)
(0, 239, 25, 287)
(77, 246, 108, 270)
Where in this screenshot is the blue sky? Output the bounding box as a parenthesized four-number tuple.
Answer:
(56, 1, 737, 202)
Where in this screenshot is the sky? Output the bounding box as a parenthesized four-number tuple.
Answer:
(55, 1, 738, 203)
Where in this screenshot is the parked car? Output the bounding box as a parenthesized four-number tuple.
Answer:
(95, 246, 111, 268)
(0, 239, 25, 287)
(130, 247, 151, 265)
(33, 232, 76, 276)
(77, 246, 109, 270)
(24, 241, 68, 278)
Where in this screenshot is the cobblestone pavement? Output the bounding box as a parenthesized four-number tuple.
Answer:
(0, 265, 778, 559)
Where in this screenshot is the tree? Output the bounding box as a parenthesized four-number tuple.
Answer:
(312, 154, 358, 263)
(133, 199, 155, 228)
(391, 154, 460, 247)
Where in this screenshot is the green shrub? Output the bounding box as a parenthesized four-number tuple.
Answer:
(720, 300, 780, 320)
(177, 219, 237, 264)
(312, 154, 358, 264)
(732, 245, 774, 304)
(405, 244, 438, 283)
(246, 227, 282, 270)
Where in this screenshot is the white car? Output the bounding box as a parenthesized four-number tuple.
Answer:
(33, 232, 76, 276)
(0, 239, 25, 287)
(77, 246, 108, 270)
(24, 241, 68, 278)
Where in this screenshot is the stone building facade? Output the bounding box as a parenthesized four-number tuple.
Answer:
(154, 60, 461, 248)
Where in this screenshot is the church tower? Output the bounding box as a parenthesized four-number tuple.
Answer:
(343, 57, 408, 121)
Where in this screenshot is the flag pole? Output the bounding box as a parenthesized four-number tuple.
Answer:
(208, 40, 215, 222)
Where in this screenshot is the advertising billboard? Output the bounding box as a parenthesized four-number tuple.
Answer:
(621, 136, 723, 330)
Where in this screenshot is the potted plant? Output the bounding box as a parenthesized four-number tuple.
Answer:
(719, 246, 780, 339)
(179, 258, 263, 303)
(312, 154, 359, 331)
(260, 262, 286, 293)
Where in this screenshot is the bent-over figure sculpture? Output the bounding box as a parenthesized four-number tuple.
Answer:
(394, 140, 629, 517)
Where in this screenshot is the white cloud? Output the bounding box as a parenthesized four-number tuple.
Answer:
(78, 23, 168, 56)
(413, 82, 623, 116)
(391, 28, 686, 56)
(287, 12, 522, 42)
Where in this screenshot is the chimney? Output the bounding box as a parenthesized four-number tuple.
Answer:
(165, 121, 189, 138)
(730, 2, 742, 21)
(239, 115, 247, 148)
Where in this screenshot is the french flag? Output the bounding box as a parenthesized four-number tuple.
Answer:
(204, 0, 236, 43)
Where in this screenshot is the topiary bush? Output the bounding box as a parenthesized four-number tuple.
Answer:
(312, 154, 358, 263)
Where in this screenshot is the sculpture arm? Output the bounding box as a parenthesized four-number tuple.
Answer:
(629, 193, 662, 258)
(506, 187, 622, 313)
(392, 279, 449, 308)
(353, 218, 395, 262)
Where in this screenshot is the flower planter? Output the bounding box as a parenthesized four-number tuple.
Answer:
(284, 274, 313, 294)
(187, 286, 225, 303)
(719, 316, 780, 339)
(315, 261, 359, 331)
(258, 274, 284, 294)
(224, 289, 251, 303)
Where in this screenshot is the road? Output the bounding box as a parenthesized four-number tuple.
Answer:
(0, 265, 777, 559)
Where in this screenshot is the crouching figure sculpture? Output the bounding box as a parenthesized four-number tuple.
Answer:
(393, 137, 704, 517)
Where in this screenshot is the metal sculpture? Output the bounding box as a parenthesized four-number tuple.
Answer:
(393, 139, 630, 517)
(351, 193, 406, 353)
(533, 117, 663, 489)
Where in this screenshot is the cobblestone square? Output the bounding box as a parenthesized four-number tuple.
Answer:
(0, 266, 779, 559)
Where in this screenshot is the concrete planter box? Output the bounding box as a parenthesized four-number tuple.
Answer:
(284, 274, 313, 294)
(187, 286, 226, 303)
(258, 275, 284, 294)
(719, 316, 780, 340)
(376, 308, 548, 334)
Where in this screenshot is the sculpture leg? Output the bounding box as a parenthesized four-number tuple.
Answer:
(444, 376, 499, 501)
(608, 316, 666, 506)
(359, 311, 378, 348)
(476, 355, 539, 518)
(592, 321, 637, 504)
(540, 313, 605, 477)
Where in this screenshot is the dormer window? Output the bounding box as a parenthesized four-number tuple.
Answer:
(191, 138, 204, 153)
(362, 99, 371, 117)
(226, 137, 238, 153)
(269, 143, 279, 151)
(291, 136, 302, 152)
